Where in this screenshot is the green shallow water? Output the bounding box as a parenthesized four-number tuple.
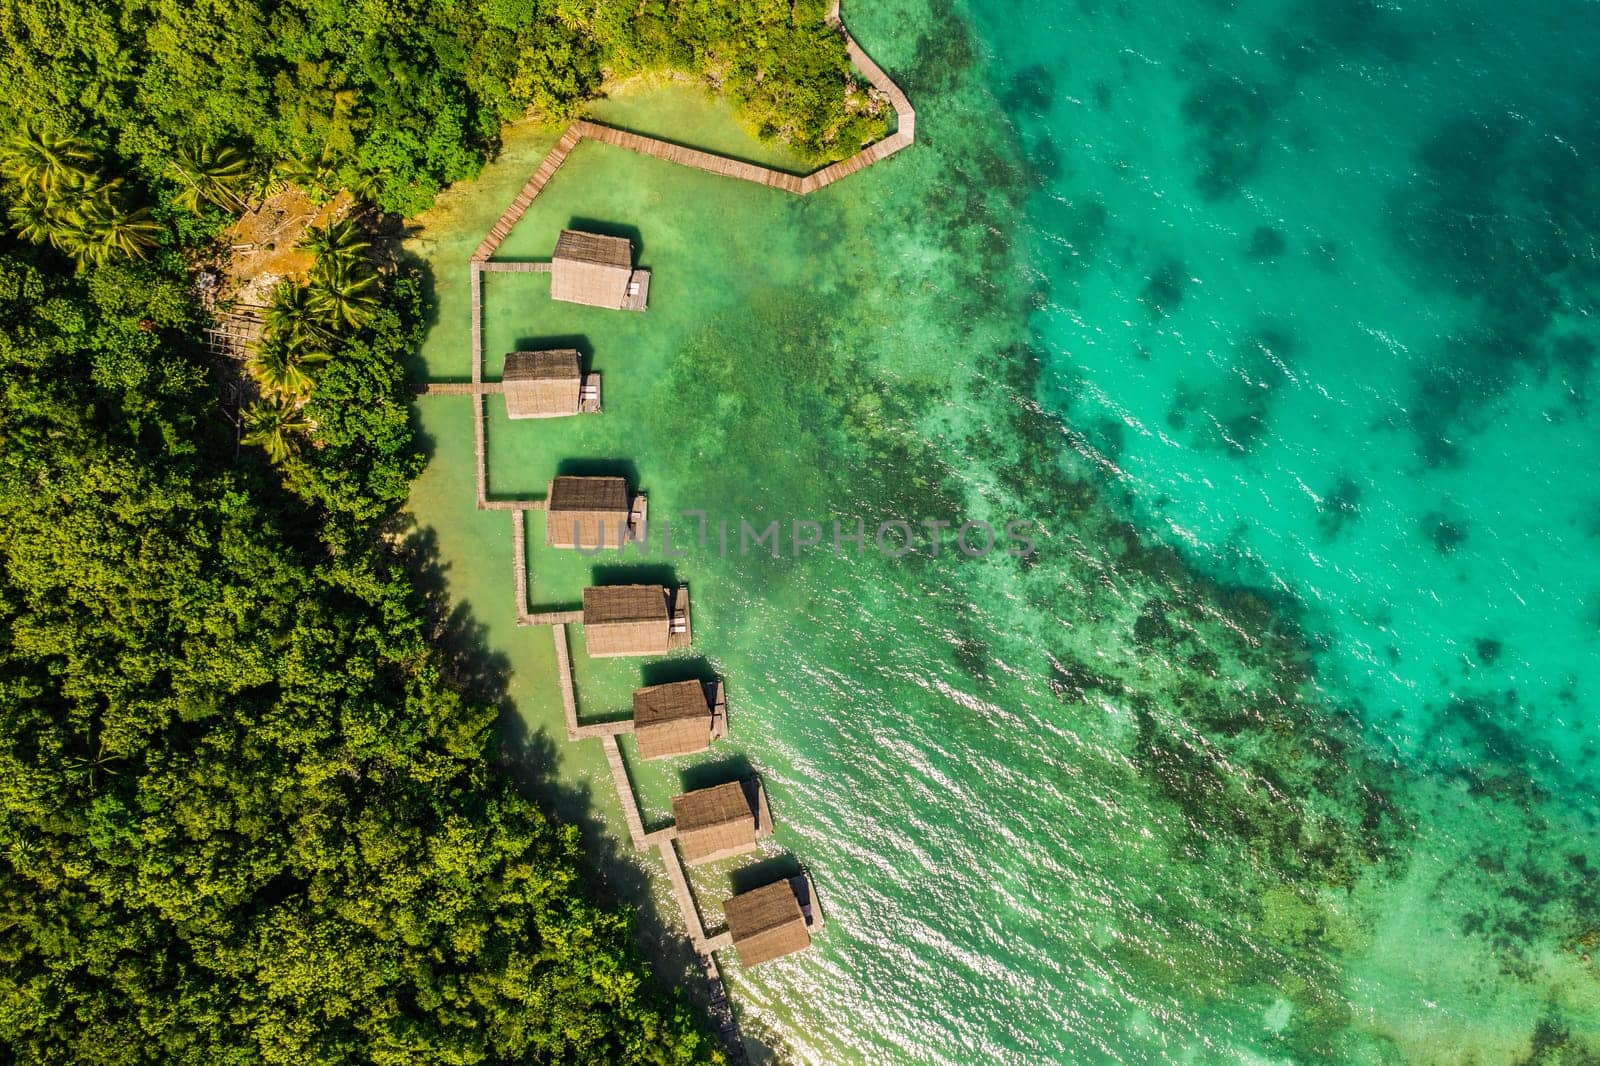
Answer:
(405, 2, 1600, 1061)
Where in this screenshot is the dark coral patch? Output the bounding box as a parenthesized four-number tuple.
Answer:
(1424, 512, 1468, 554)
(1179, 75, 1274, 199)
(1001, 64, 1056, 113)
(1247, 224, 1288, 260)
(1316, 476, 1363, 540)
(1140, 257, 1188, 318)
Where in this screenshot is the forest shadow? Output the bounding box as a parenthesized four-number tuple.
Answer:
(393, 517, 706, 991)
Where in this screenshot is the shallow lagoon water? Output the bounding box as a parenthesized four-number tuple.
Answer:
(406, 2, 1600, 1061)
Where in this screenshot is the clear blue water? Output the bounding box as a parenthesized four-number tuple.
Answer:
(987, 0, 1600, 797)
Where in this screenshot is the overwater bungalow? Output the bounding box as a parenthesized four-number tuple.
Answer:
(671, 780, 771, 865)
(503, 349, 600, 418)
(631, 678, 726, 759)
(549, 229, 651, 311)
(544, 476, 646, 550)
(581, 584, 691, 658)
(724, 877, 821, 968)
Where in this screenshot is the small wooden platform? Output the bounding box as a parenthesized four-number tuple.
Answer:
(794, 873, 825, 933)
(668, 585, 693, 651)
(622, 269, 651, 312)
(709, 680, 729, 742)
(629, 493, 649, 542)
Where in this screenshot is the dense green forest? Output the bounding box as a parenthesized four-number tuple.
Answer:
(0, 245, 721, 1061)
(0, 0, 880, 1060)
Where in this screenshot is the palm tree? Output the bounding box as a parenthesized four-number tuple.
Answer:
(264, 280, 328, 346)
(242, 398, 311, 462)
(298, 217, 370, 263)
(308, 256, 379, 330)
(7, 192, 60, 247)
(62, 183, 162, 266)
(168, 143, 253, 214)
(249, 337, 330, 401)
(275, 153, 333, 193)
(0, 123, 96, 195)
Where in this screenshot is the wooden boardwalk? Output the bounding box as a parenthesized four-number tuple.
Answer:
(473, 124, 585, 262)
(416, 381, 503, 396)
(413, 11, 902, 1058)
(479, 261, 550, 273)
(512, 511, 531, 622)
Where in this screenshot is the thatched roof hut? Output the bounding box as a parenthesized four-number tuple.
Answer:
(725, 880, 811, 967)
(583, 584, 668, 657)
(545, 476, 633, 550)
(672, 780, 768, 864)
(503, 349, 581, 418)
(631, 679, 714, 759)
(550, 230, 632, 307)
(581, 584, 689, 657)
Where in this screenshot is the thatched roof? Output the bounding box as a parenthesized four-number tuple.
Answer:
(546, 476, 630, 550)
(725, 880, 810, 967)
(672, 781, 757, 863)
(550, 230, 634, 308)
(503, 349, 581, 418)
(583, 584, 669, 657)
(632, 680, 712, 759)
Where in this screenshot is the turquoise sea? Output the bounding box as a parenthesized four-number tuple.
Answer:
(405, 0, 1600, 1061)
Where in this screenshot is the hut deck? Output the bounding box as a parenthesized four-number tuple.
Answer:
(795, 873, 826, 933)
(622, 269, 651, 312)
(668, 586, 693, 650)
(579, 373, 602, 413)
(709, 680, 729, 741)
(629, 493, 649, 542)
(756, 781, 774, 840)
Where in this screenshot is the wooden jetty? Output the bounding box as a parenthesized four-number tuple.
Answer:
(461, 2, 913, 267)
(479, 261, 551, 273)
(473, 124, 584, 263)
(409, 10, 903, 1056)
(414, 381, 504, 396)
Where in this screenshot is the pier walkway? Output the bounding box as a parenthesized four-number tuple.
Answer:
(412, 9, 908, 1059)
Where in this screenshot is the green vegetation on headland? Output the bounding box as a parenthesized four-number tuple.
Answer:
(2, 0, 886, 216)
(0, 0, 882, 1059)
